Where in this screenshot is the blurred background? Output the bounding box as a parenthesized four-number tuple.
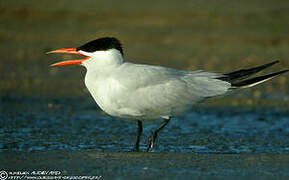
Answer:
(1, 0, 289, 106)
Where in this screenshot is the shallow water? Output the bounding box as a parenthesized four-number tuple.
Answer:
(2, 96, 289, 179)
(1, 96, 289, 153)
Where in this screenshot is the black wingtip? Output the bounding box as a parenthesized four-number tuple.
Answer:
(269, 60, 280, 65)
(262, 60, 280, 68)
(220, 60, 280, 82)
(278, 69, 289, 75)
(232, 69, 289, 88)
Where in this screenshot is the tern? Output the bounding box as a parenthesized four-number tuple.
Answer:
(48, 37, 288, 152)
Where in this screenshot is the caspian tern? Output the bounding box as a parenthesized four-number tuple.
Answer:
(48, 37, 288, 152)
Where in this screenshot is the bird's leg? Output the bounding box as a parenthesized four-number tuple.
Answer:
(131, 120, 143, 152)
(147, 118, 170, 152)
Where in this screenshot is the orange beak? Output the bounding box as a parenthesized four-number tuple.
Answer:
(47, 48, 90, 67)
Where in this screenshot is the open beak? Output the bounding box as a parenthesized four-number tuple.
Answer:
(47, 48, 90, 67)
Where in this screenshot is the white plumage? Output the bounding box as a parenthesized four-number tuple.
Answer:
(83, 49, 231, 121)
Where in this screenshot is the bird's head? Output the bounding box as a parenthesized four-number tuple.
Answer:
(47, 37, 123, 67)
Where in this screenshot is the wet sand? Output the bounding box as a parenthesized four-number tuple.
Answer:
(2, 151, 289, 179)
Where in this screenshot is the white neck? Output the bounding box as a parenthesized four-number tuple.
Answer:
(82, 49, 124, 112)
(81, 49, 124, 72)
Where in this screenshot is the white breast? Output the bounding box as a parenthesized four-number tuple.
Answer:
(84, 72, 144, 119)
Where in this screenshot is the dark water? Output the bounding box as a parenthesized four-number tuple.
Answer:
(1, 96, 289, 153)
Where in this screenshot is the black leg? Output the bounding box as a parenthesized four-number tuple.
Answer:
(131, 120, 143, 152)
(147, 118, 170, 152)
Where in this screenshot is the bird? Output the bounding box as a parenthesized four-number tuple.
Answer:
(47, 37, 288, 152)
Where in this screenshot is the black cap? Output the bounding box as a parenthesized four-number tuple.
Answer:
(76, 37, 123, 55)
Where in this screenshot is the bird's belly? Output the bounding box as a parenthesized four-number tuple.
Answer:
(87, 88, 170, 121)
(90, 91, 188, 122)
(85, 77, 146, 120)
(84, 76, 192, 121)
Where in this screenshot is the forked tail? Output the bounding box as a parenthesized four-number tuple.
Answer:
(218, 60, 288, 88)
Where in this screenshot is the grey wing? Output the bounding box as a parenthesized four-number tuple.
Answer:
(114, 63, 231, 118)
